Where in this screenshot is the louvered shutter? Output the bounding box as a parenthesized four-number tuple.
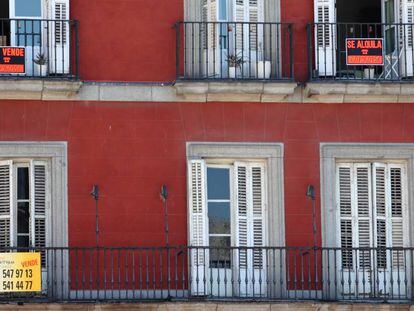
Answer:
(188, 160, 207, 295)
(314, 0, 336, 76)
(337, 164, 353, 269)
(235, 163, 248, 269)
(373, 163, 387, 269)
(355, 164, 372, 269)
(49, 0, 70, 74)
(235, 0, 246, 52)
(235, 162, 266, 296)
(202, 0, 217, 48)
(389, 164, 405, 269)
(402, 0, 414, 76)
(201, 0, 219, 77)
(31, 161, 48, 267)
(0, 161, 12, 250)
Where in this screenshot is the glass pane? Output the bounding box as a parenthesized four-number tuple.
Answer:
(18, 202, 30, 234)
(16, 20, 41, 46)
(15, 0, 41, 17)
(385, 28, 395, 54)
(218, 0, 228, 20)
(208, 202, 230, 234)
(207, 167, 230, 200)
(209, 236, 231, 268)
(17, 167, 29, 200)
(17, 236, 30, 248)
(385, 0, 395, 24)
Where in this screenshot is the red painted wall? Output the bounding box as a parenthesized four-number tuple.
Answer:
(0, 100, 411, 247)
(71, 0, 183, 82)
(70, 0, 311, 82)
(281, 0, 314, 81)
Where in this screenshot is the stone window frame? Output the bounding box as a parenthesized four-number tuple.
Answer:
(187, 141, 285, 298)
(0, 141, 68, 298)
(186, 141, 285, 248)
(320, 143, 414, 248)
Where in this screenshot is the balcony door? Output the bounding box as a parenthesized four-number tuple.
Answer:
(7, 0, 69, 76)
(9, 0, 44, 75)
(336, 163, 409, 298)
(202, 0, 264, 78)
(188, 160, 267, 298)
(314, 0, 414, 79)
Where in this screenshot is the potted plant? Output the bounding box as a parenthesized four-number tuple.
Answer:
(226, 53, 244, 78)
(34, 53, 48, 77)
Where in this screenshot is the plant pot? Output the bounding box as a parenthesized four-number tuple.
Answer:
(257, 61, 271, 79)
(36, 64, 47, 77)
(229, 67, 236, 78)
(364, 68, 375, 79)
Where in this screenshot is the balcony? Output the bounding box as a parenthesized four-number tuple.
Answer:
(307, 23, 414, 82)
(2, 246, 413, 302)
(175, 21, 294, 81)
(0, 18, 79, 79)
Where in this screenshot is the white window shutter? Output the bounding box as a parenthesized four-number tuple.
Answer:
(389, 165, 405, 268)
(235, 163, 248, 267)
(187, 159, 207, 295)
(337, 164, 353, 269)
(235, 0, 246, 51)
(0, 161, 12, 249)
(235, 162, 266, 296)
(202, 0, 217, 48)
(355, 164, 372, 269)
(314, 0, 336, 76)
(401, 0, 414, 76)
(251, 164, 265, 269)
(31, 161, 48, 267)
(373, 163, 387, 269)
(49, 0, 70, 74)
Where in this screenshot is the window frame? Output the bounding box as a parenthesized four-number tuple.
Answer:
(320, 143, 414, 248)
(0, 142, 67, 297)
(187, 142, 284, 248)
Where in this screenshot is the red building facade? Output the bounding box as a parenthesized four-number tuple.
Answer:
(0, 0, 413, 302)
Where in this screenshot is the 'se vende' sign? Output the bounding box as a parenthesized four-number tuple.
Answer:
(0, 47, 26, 74)
(346, 38, 384, 66)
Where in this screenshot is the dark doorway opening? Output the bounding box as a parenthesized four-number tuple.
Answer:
(337, 0, 381, 23)
(336, 0, 383, 78)
(0, 0, 10, 45)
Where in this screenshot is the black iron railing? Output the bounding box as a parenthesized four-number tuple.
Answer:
(1, 246, 413, 302)
(307, 23, 414, 82)
(0, 18, 79, 79)
(175, 21, 294, 81)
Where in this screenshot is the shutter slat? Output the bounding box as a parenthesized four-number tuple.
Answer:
(338, 167, 352, 216)
(251, 165, 264, 269)
(33, 162, 48, 267)
(0, 161, 12, 249)
(340, 219, 353, 269)
(356, 167, 370, 217)
(188, 159, 207, 296)
(236, 164, 248, 268)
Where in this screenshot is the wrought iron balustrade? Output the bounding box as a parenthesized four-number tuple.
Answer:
(175, 21, 294, 81)
(0, 246, 412, 302)
(0, 18, 79, 79)
(307, 22, 414, 81)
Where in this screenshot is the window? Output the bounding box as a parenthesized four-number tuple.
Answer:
(0, 160, 48, 250)
(0, 142, 68, 297)
(337, 162, 406, 264)
(187, 142, 284, 297)
(321, 144, 413, 299)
